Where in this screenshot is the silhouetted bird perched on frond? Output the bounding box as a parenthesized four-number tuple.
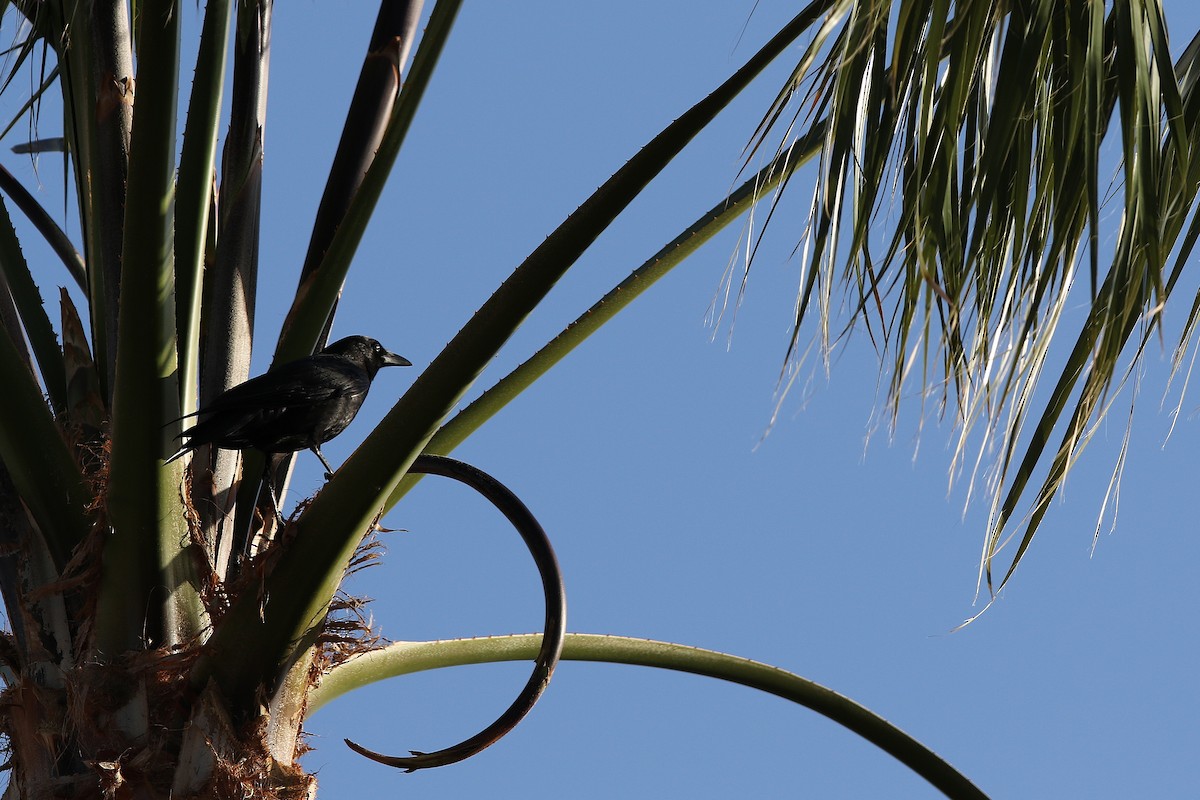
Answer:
(167, 335, 411, 484)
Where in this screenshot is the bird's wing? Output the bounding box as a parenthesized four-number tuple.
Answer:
(184, 357, 365, 418)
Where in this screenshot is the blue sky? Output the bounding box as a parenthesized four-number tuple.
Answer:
(11, 1, 1200, 797)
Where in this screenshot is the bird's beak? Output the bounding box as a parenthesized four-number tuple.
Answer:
(382, 350, 412, 368)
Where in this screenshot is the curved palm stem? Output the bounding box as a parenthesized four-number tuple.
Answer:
(343, 455, 565, 772)
(313, 633, 989, 800)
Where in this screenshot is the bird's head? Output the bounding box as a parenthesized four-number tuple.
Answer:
(322, 336, 412, 378)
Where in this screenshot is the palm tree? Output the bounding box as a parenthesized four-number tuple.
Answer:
(0, 0, 1191, 797)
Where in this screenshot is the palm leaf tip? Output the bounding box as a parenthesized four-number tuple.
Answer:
(750, 0, 1196, 584)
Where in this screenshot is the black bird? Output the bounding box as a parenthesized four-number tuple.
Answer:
(167, 335, 411, 478)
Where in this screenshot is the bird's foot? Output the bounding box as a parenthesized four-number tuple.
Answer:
(324, 471, 334, 481)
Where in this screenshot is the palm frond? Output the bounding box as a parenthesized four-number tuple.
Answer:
(757, 0, 1199, 590)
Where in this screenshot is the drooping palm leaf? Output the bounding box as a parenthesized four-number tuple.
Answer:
(756, 0, 1200, 592)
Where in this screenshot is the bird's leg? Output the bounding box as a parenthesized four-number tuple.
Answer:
(262, 462, 286, 528)
(311, 445, 336, 481)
